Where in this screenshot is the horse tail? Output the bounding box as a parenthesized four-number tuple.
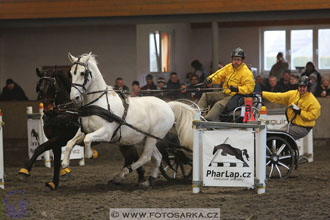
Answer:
(168, 101, 196, 151)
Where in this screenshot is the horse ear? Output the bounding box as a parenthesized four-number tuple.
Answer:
(36, 68, 43, 78)
(85, 52, 92, 62)
(68, 52, 77, 63)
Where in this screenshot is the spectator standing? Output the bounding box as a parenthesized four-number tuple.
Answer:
(114, 77, 130, 93)
(130, 80, 140, 97)
(191, 60, 208, 82)
(301, 62, 322, 84)
(0, 78, 28, 101)
(269, 52, 289, 80)
(316, 76, 330, 97)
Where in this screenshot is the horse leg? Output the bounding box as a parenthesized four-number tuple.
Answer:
(45, 146, 61, 190)
(18, 140, 54, 181)
(143, 146, 162, 187)
(113, 137, 156, 185)
(119, 145, 146, 183)
(62, 129, 85, 168)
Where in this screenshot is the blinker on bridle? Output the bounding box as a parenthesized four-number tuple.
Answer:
(37, 76, 58, 102)
(71, 57, 92, 95)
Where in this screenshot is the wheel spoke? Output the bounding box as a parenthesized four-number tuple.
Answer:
(275, 164, 282, 178)
(179, 163, 186, 177)
(276, 144, 287, 155)
(266, 160, 271, 166)
(163, 165, 170, 172)
(269, 164, 274, 178)
(272, 139, 277, 153)
(266, 156, 271, 158)
(278, 161, 290, 170)
(279, 155, 292, 160)
(266, 146, 272, 155)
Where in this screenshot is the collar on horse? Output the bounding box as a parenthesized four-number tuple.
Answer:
(77, 90, 129, 143)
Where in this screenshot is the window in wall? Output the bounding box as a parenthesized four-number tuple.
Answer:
(264, 30, 286, 71)
(318, 29, 330, 69)
(149, 31, 170, 73)
(291, 29, 313, 69)
(263, 27, 330, 72)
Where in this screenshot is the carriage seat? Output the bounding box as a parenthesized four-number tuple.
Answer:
(219, 93, 262, 123)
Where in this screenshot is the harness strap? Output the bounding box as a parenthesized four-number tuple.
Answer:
(110, 91, 129, 143)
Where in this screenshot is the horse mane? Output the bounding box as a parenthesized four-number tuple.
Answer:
(80, 53, 98, 65)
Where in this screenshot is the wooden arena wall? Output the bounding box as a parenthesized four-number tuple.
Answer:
(1, 0, 330, 20)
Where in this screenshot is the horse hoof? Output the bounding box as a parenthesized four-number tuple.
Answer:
(138, 177, 147, 184)
(139, 180, 150, 188)
(45, 182, 57, 191)
(148, 176, 156, 187)
(91, 149, 98, 159)
(18, 168, 30, 181)
(60, 168, 71, 182)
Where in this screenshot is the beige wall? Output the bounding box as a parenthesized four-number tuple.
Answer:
(0, 25, 136, 99)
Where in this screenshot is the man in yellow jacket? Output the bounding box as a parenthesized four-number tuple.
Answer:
(262, 76, 321, 140)
(198, 47, 255, 121)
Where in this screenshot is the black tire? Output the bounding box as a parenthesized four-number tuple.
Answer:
(158, 147, 192, 182)
(266, 136, 295, 179)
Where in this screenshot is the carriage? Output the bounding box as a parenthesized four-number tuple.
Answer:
(157, 95, 301, 182)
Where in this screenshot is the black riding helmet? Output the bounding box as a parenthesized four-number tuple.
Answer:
(231, 47, 245, 59)
(298, 75, 311, 87)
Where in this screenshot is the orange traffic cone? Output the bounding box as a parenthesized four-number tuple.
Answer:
(243, 97, 256, 122)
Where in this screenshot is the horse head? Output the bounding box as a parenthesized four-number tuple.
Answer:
(36, 67, 71, 110)
(242, 149, 250, 161)
(68, 52, 95, 104)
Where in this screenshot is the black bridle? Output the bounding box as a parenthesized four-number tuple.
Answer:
(37, 76, 59, 102)
(70, 57, 92, 96)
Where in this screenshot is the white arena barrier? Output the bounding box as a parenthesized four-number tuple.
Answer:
(267, 109, 313, 162)
(0, 108, 5, 189)
(26, 105, 85, 167)
(192, 113, 266, 195)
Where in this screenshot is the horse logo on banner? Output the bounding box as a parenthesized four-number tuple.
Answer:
(209, 137, 250, 167)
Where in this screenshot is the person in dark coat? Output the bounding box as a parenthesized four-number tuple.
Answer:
(166, 72, 181, 100)
(0, 78, 28, 101)
(140, 74, 157, 96)
(263, 76, 283, 92)
(301, 62, 322, 84)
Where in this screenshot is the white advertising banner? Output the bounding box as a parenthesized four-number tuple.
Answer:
(27, 118, 45, 160)
(27, 116, 84, 162)
(202, 129, 254, 187)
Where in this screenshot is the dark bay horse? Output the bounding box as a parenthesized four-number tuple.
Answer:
(18, 68, 145, 190)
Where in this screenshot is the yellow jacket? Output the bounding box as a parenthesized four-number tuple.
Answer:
(262, 90, 321, 127)
(208, 63, 255, 96)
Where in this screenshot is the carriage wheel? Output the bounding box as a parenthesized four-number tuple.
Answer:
(159, 148, 192, 182)
(266, 136, 294, 179)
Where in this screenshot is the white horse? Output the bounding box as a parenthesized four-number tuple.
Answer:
(61, 52, 196, 187)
